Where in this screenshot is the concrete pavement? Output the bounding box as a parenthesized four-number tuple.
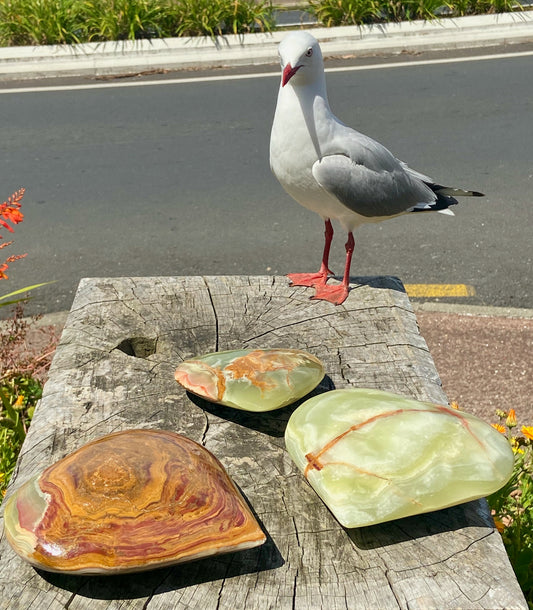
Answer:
(413, 304, 532, 426)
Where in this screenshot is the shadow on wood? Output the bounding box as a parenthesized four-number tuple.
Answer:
(38, 522, 283, 601)
(348, 500, 494, 550)
(187, 374, 336, 438)
(346, 276, 406, 293)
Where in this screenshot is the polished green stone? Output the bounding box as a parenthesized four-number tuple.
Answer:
(175, 348, 324, 412)
(285, 389, 514, 528)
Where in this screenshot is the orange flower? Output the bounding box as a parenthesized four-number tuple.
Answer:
(0, 188, 25, 238)
(0, 218, 14, 235)
(2, 207, 24, 224)
(521, 426, 533, 441)
(5, 253, 27, 263)
(449, 401, 460, 410)
(491, 423, 506, 434)
(506, 409, 517, 428)
(0, 263, 8, 280)
(0, 188, 24, 212)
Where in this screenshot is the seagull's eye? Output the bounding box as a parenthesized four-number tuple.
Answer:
(305, 47, 313, 57)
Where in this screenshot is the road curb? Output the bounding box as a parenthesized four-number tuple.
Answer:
(412, 302, 533, 319)
(0, 11, 532, 81)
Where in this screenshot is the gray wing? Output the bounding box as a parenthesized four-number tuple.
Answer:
(313, 130, 436, 218)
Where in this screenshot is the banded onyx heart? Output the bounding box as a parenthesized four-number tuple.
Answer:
(175, 348, 325, 412)
(4, 429, 266, 574)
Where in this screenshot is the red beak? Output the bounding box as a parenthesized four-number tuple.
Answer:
(282, 63, 301, 87)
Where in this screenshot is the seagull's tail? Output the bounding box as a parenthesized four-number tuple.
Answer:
(411, 183, 484, 215)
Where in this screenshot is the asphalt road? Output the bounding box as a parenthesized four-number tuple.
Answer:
(1, 44, 532, 316)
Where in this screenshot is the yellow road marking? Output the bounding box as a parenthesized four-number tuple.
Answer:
(404, 284, 476, 298)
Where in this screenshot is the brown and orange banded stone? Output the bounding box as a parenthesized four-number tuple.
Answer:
(4, 429, 266, 574)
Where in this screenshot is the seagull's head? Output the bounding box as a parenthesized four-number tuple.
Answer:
(278, 31, 323, 88)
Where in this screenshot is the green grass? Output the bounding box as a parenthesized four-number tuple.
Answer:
(173, 0, 275, 37)
(0, 0, 526, 45)
(308, 0, 522, 25)
(309, 0, 383, 26)
(0, 0, 85, 45)
(0, 0, 275, 45)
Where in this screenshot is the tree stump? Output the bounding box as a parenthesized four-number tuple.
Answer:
(0, 276, 526, 609)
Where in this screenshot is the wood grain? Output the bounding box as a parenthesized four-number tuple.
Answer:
(0, 276, 526, 609)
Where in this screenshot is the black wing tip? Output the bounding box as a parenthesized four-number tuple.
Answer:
(428, 182, 485, 198)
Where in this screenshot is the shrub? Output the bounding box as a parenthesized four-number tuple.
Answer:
(488, 409, 533, 605)
(0, 0, 86, 45)
(308, 0, 382, 26)
(173, 0, 275, 37)
(308, 0, 524, 25)
(0, 0, 274, 45)
(0, 188, 58, 498)
(83, 0, 173, 42)
(449, 0, 521, 15)
(1, 189, 50, 308)
(0, 373, 42, 497)
(381, 0, 447, 21)
(0, 303, 58, 498)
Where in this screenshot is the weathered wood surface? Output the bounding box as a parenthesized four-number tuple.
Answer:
(0, 276, 526, 610)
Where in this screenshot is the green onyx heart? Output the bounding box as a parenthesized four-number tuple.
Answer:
(175, 348, 324, 412)
(285, 388, 514, 528)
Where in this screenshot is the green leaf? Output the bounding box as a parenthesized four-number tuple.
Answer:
(0, 281, 54, 302)
(0, 416, 17, 430)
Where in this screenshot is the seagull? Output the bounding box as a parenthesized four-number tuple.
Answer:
(270, 31, 483, 305)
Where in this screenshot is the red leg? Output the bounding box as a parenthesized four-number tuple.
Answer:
(288, 219, 335, 287)
(312, 231, 354, 305)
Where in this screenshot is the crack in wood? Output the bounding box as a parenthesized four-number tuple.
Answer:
(215, 578, 226, 610)
(454, 578, 492, 605)
(203, 277, 219, 352)
(384, 569, 404, 609)
(242, 309, 362, 343)
(78, 410, 128, 436)
(113, 284, 148, 322)
(201, 410, 210, 446)
(141, 567, 174, 609)
(63, 589, 79, 609)
(337, 349, 349, 384)
(291, 569, 299, 610)
(67, 297, 121, 314)
(402, 529, 497, 574)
